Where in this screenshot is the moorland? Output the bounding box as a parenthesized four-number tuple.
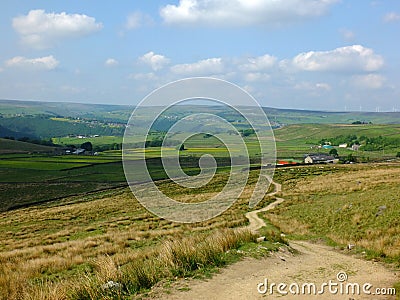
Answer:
(0, 99, 399, 299)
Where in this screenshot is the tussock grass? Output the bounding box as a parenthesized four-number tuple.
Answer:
(67, 229, 255, 299)
(0, 229, 257, 300)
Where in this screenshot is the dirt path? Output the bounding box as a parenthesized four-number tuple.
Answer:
(157, 179, 399, 300)
(245, 179, 283, 233)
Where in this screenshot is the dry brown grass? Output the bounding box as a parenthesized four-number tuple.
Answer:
(0, 170, 272, 300)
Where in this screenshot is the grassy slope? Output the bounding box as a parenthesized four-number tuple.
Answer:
(1, 123, 399, 210)
(0, 169, 281, 299)
(274, 123, 400, 142)
(266, 164, 400, 263)
(0, 138, 57, 154)
(0, 153, 125, 211)
(274, 123, 400, 159)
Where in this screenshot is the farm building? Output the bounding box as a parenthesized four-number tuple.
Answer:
(304, 153, 338, 164)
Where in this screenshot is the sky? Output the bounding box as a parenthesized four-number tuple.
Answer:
(0, 0, 399, 111)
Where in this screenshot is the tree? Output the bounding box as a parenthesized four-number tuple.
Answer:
(396, 152, 400, 158)
(329, 148, 338, 157)
(80, 141, 93, 152)
(346, 154, 357, 163)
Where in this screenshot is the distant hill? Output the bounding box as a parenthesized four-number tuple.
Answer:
(274, 123, 400, 142)
(0, 99, 132, 123)
(0, 99, 399, 139)
(0, 115, 124, 139)
(0, 138, 58, 154)
(263, 107, 400, 125)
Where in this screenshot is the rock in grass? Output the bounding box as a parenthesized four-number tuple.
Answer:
(102, 280, 122, 291)
(375, 205, 387, 217)
(256, 236, 266, 243)
(347, 244, 356, 250)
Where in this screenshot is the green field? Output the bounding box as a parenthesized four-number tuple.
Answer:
(53, 136, 123, 147)
(0, 152, 125, 211)
(1, 122, 399, 212)
(274, 123, 400, 141)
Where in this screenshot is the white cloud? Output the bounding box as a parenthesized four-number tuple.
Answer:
(243, 72, 271, 82)
(5, 55, 59, 70)
(105, 58, 119, 67)
(139, 52, 170, 71)
(239, 54, 277, 72)
(160, 0, 339, 27)
(351, 74, 386, 89)
(126, 12, 154, 29)
(12, 9, 103, 49)
(292, 45, 384, 72)
(383, 12, 400, 23)
(170, 58, 224, 75)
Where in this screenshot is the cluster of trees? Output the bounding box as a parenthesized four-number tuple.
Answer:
(239, 128, 255, 137)
(65, 142, 121, 152)
(352, 120, 372, 124)
(362, 136, 400, 151)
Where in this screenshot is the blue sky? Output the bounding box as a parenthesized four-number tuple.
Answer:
(0, 0, 399, 111)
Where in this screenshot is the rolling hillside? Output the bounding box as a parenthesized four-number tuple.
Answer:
(274, 123, 400, 142)
(0, 99, 399, 141)
(0, 138, 58, 154)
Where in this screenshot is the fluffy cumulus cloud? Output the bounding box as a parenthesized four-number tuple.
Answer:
(104, 58, 119, 67)
(383, 12, 400, 23)
(160, 0, 339, 27)
(170, 58, 224, 75)
(239, 54, 277, 71)
(12, 9, 103, 49)
(139, 52, 170, 71)
(5, 55, 59, 70)
(291, 45, 384, 72)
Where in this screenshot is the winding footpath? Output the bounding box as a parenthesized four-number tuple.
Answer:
(158, 179, 399, 300)
(245, 178, 284, 233)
